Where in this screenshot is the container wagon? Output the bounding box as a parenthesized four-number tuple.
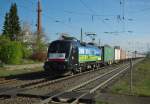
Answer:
(101, 45, 114, 65)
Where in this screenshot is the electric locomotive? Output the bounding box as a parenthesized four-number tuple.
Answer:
(44, 38, 102, 75)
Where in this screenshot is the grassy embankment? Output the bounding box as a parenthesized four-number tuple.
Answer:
(110, 58, 150, 96)
(0, 67, 43, 77)
(0, 61, 43, 77)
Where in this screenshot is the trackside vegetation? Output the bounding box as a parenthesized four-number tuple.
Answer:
(0, 67, 43, 77)
(0, 3, 47, 66)
(110, 58, 150, 96)
(0, 38, 22, 64)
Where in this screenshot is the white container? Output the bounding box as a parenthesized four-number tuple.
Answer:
(115, 48, 121, 61)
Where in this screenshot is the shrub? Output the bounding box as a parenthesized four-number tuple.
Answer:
(22, 44, 32, 59)
(0, 41, 23, 64)
(0, 60, 4, 67)
(31, 51, 47, 62)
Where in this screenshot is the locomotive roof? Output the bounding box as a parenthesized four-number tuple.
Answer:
(50, 40, 99, 48)
(51, 40, 75, 43)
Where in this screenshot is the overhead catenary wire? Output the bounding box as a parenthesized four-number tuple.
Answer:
(3, 0, 150, 36)
(79, 0, 116, 31)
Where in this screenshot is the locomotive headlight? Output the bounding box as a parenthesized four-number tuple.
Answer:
(72, 56, 74, 60)
(65, 59, 68, 62)
(46, 58, 49, 61)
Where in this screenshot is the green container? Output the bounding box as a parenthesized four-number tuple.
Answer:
(102, 45, 114, 63)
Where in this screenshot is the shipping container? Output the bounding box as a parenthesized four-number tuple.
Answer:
(120, 49, 126, 60)
(135, 53, 145, 58)
(101, 45, 114, 64)
(126, 51, 133, 59)
(114, 46, 121, 61)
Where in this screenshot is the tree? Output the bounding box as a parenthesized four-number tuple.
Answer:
(31, 30, 48, 61)
(2, 13, 9, 37)
(33, 30, 48, 52)
(2, 3, 21, 41)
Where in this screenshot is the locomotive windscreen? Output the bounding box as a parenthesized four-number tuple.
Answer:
(48, 41, 71, 58)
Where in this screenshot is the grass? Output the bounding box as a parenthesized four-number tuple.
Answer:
(0, 59, 41, 66)
(0, 67, 43, 77)
(0, 58, 44, 77)
(20, 59, 42, 64)
(96, 101, 109, 104)
(110, 58, 150, 96)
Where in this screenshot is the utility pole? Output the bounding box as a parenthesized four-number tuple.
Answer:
(35, 0, 42, 51)
(37, 0, 42, 41)
(130, 58, 133, 93)
(81, 28, 83, 42)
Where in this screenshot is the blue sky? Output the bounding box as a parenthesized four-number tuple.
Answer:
(0, 0, 150, 52)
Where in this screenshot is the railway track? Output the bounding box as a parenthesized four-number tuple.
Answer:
(0, 72, 52, 94)
(0, 62, 123, 97)
(0, 59, 143, 104)
(17, 63, 124, 97)
(38, 59, 142, 104)
(21, 64, 119, 89)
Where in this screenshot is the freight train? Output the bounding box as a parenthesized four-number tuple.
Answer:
(44, 37, 145, 75)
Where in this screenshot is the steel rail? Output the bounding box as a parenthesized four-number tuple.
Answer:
(70, 59, 142, 104)
(23, 64, 119, 90)
(0, 63, 119, 96)
(38, 63, 129, 104)
(40, 59, 142, 104)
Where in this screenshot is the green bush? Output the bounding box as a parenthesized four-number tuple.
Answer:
(22, 44, 32, 59)
(0, 60, 4, 67)
(31, 51, 47, 62)
(0, 40, 23, 64)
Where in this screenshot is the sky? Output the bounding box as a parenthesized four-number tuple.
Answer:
(0, 0, 150, 52)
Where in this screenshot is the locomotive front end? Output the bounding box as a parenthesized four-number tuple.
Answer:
(44, 40, 72, 75)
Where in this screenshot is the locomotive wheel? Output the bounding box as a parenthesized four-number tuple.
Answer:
(79, 67, 82, 73)
(70, 69, 76, 76)
(71, 71, 74, 76)
(71, 70, 77, 75)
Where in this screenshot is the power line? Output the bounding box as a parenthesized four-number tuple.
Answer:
(79, 0, 95, 13)
(79, 0, 115, 31)
(128, 7, 150, 14)
(64, 10, 116, 17)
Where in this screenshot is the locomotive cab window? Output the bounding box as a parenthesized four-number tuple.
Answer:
(48, 41, 71, 58)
